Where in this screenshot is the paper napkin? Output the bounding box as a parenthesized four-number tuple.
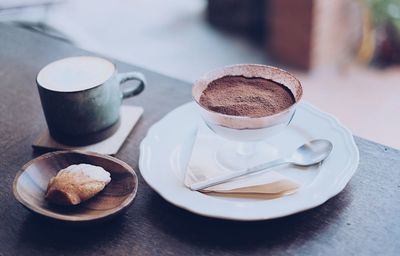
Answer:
(184, 125, 300, 199)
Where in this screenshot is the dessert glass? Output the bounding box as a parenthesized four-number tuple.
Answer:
(192, 64, 303, 171)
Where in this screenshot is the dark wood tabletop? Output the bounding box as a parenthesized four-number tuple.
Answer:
(0, 23, 399, 256)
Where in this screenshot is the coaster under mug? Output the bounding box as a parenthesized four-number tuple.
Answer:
(33, 105, 143, 155)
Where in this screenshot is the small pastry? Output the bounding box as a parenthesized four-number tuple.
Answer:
(45, 164, 111, 205)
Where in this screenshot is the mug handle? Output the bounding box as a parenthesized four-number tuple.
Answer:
(117, 72, 146, 99)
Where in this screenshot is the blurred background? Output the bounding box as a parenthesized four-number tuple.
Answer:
(1, 0, 399, 148)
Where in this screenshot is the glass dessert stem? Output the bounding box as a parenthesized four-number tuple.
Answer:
(236, 141, 256, 156)
(215, 140, 278, 171)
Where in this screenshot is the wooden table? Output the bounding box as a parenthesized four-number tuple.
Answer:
(0, 23, 399, 256)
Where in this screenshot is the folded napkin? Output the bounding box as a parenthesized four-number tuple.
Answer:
(184, 125, 300, 199)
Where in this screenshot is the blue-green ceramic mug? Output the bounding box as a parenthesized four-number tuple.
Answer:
(36, 56, 146, 146)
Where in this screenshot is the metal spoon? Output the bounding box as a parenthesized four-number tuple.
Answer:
(190, 139, 333, 191)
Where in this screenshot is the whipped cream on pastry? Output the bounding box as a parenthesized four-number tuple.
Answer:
(60, 164, 111, 183)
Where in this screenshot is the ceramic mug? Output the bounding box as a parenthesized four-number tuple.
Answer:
(36, 56, 146, 146)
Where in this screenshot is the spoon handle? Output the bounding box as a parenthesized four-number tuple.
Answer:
(190, 159, 287, 191)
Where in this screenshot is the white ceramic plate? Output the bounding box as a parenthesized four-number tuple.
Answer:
(139, 102, 359, 221)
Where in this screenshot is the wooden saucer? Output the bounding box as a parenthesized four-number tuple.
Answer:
(13, 151, 138, 223)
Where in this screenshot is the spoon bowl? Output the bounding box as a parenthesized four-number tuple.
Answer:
(290, 139, 333, 167)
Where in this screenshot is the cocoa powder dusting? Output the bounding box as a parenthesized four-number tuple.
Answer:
(199, 75, 295, 117)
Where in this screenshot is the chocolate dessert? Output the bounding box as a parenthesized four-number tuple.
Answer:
(199, 75, 295, 117)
